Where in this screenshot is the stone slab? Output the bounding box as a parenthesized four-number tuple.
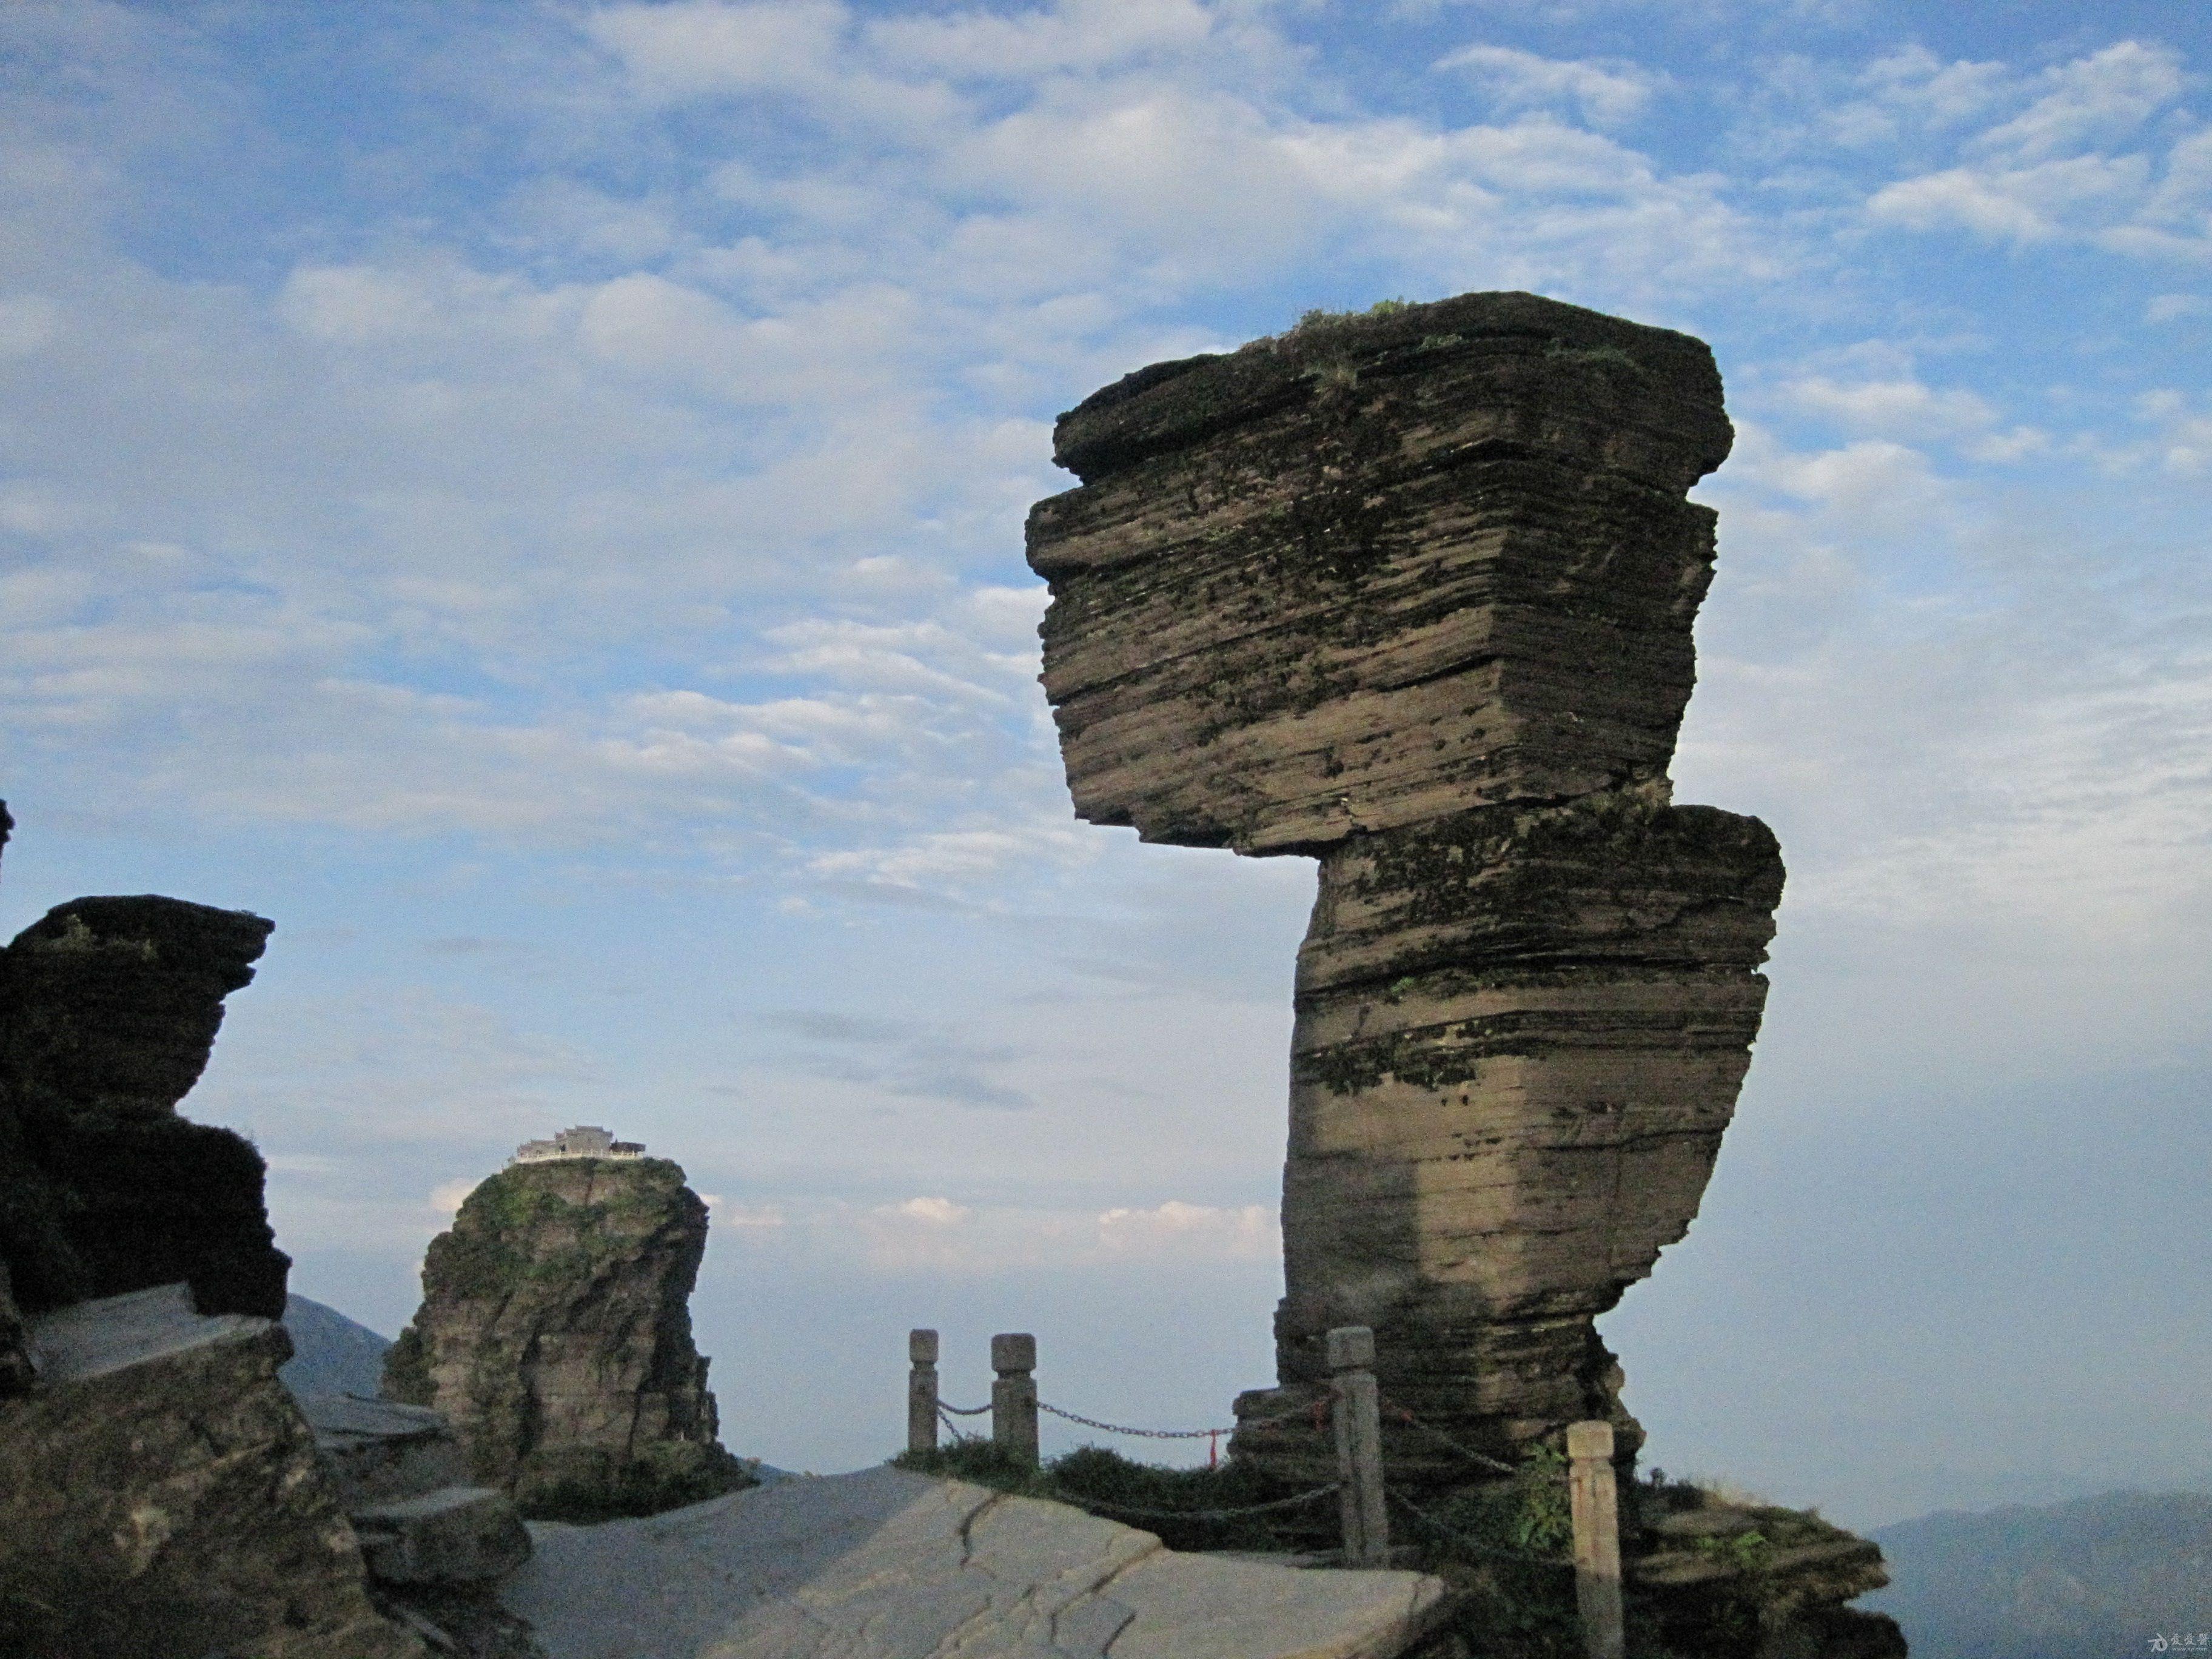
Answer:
(299, 1389, 471, 1506)
(1, 1285, 424, 1658)
(355, 1484, 534, 1585)
(26, 1279, 266, 1385)
(500, 1464, 1449, 1659)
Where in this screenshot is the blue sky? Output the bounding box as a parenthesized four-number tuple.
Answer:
(2, 0, 2207, 1528)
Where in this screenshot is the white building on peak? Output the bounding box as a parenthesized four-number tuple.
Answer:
(509, 1125, 646, 1165)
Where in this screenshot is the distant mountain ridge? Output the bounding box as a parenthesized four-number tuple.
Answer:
(1866, 1489, 2212, 1659)
(279, 1293, 392, 1399)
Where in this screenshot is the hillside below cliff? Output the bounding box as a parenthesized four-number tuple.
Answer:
(1868, 1489, 2212, 1658)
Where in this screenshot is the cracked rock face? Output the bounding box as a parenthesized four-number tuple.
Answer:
(499, 1464, 1449, 1658)
(383, 1156, 751, 1520)
(0, 1284, 426, 1659)
(0, 800, 288, 1394)
(1023, 292, 1785, 1476)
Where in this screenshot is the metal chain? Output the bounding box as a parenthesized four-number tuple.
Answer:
(1388, 1490, 1574, 1568)
(1073, 1483, 1342, 1523)
(1036, 1389, 1328, 1441)
(1376, 1395, 1520, 1475)
(1039, 1402, 1231, 1439)
(937, 1399, 993, 1416)
(937, 1407, 984, 1443)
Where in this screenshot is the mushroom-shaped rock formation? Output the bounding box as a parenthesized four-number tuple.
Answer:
(0, 799, 289, 1395)
(1024, 292, 1786, 1480)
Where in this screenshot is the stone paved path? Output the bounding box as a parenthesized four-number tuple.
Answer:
(500, 1464, 1449, 1658)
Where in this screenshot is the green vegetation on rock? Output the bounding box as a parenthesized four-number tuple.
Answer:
(893, 1439, 1326, 1553)
(518, 1441, 760, 1525)
(381, 1151, 746, 1524)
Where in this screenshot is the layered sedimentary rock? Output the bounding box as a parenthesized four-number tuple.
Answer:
(0, 799, 289, 1393)
(0, 1284, 426, 1659)
(1631, 1481, 1903, 1657)
(0, 806, 433, 1653)
(1024, 292, 1785, 1476)
(384, 1155, 751, 1520)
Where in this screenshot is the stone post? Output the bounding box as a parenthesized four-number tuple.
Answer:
(1567, 1419, 1625, 1659)
(990, 1332, 1038, 1466)
(908, 1329, 939, 1456)
(1327, 1326, 1389, 1567)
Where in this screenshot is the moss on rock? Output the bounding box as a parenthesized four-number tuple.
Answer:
(382, 1155, 748, 1520)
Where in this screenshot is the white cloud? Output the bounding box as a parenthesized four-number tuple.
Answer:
(584, 0, 962, 133)
(1860, 42, 2206, 258)
(1968, 41, 2184, 164)
(882, 1196, 973, 1226)
(1843, 47, 2013, 140)
(1784, 374, 1996, 440)
(1435, 43, 1663, 127)
(585, 0, 850, 99)
(1868, 153, 2152, 244)
(0, 293, 59, 358)
(708, 1198, 788, 1229)
(2147, 292, 2212, 323)
(431, 1178, 480, 1215)
(862, 0, 1216, 80)
(1097, 1201, 1276, 1260)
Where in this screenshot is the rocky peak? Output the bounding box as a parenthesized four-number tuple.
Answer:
(0, 802, 289, 1392)
(1023, 292, 1787, 1476)
(2, 894, 273, 1119)
(383, 1153, 751, 1520)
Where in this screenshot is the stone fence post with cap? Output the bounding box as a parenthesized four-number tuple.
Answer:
(908, 1329, 939, 1456)
(1326, 1325, 1389, 1567)
(991, 1332, 1039, 1466)
(1567, 1419, 1626, 1659)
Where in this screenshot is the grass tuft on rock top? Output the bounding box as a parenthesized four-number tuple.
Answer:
(891, 1439, 1327, 1552)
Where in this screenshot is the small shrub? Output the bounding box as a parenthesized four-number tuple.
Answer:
(380, 1326, 432, 1404)
(1289, 296, 1415, 337)
(518, 1441, 757, 1524)
(1692, 1529, 1774, 1575)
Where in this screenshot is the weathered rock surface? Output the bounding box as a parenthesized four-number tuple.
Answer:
(298, 1390, 541, 1654)
(301, 1392, 534, 1585)
(357, 1486, 537, 1586)
(1261, 790, 1784, 1473)
(1030, 292, 1732, 856)
(306, 1390, 473, 1506)
(0, 799, 289, 1400)
(1630, 1488, 1904, 1657)
(1023, 295, 1786, 1477)
(0, 1283, 425, 1658)
(384, 1155, 751, 1520)
(501, 1464, 1452, 1659)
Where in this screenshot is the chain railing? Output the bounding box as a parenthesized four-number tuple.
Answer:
(902, 1324, 1626, 1659)
(1378, 1393, 1520, 1476)
(1077, 1483, 1341, 1524)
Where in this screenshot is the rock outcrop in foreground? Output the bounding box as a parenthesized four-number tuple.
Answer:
(0, 800, 439, 1655)
(384, 1154, 750, 1520)
(499, 1464, 1451, 1659)
(0, 1283, 426, 1659)
(0, 802, 291, 1393)
(1023, 293, 1786, 1475)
